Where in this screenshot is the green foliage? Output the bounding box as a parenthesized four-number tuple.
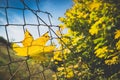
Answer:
(56, 0, 120, 79)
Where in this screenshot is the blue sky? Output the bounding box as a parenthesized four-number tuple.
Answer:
(0, 0, 73, 42)
(38, 0, 73, 24)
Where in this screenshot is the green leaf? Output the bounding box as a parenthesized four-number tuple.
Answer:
(94, 41, 107, 50)
(93, 37, 104, 44)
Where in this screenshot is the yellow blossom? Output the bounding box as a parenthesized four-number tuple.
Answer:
(52, 74, 57, 80)
(116, 40, 120, 50)
(115, 30, 120, 39)
(59, 17, 64, 22)
(95, 46, 108, 58)
(59, 24, 66, 30)
(89, 2, 101, 11)
(52, 51, 62, 61)
(57, 67, 64, 71)
(105, 56, 119, 65)
(65, 68, 74, 78)
(74, 64, 79, 68)
(89, 25, 100, 35)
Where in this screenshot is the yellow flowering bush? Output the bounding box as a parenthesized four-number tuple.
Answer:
(55, 0, 120, 79)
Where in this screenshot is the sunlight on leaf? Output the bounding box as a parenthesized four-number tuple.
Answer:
(12, 30, 55, 61)
(22, 29, 33, 47)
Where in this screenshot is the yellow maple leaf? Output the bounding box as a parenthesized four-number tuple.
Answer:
(22, 30, 33, 47)
(12, 43, 43, 56)
(32, 31, 50, 46)
(12, 30, 55, 61)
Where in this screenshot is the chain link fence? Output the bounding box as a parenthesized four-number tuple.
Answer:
(0, 0, 73, 80)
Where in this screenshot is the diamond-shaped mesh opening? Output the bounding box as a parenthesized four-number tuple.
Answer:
(0, 0, 75, 80)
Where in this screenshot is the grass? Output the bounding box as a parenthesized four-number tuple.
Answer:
(0, 37, 55, 80)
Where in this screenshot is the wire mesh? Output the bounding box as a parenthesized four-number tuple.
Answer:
(0, 0, 69, 80)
